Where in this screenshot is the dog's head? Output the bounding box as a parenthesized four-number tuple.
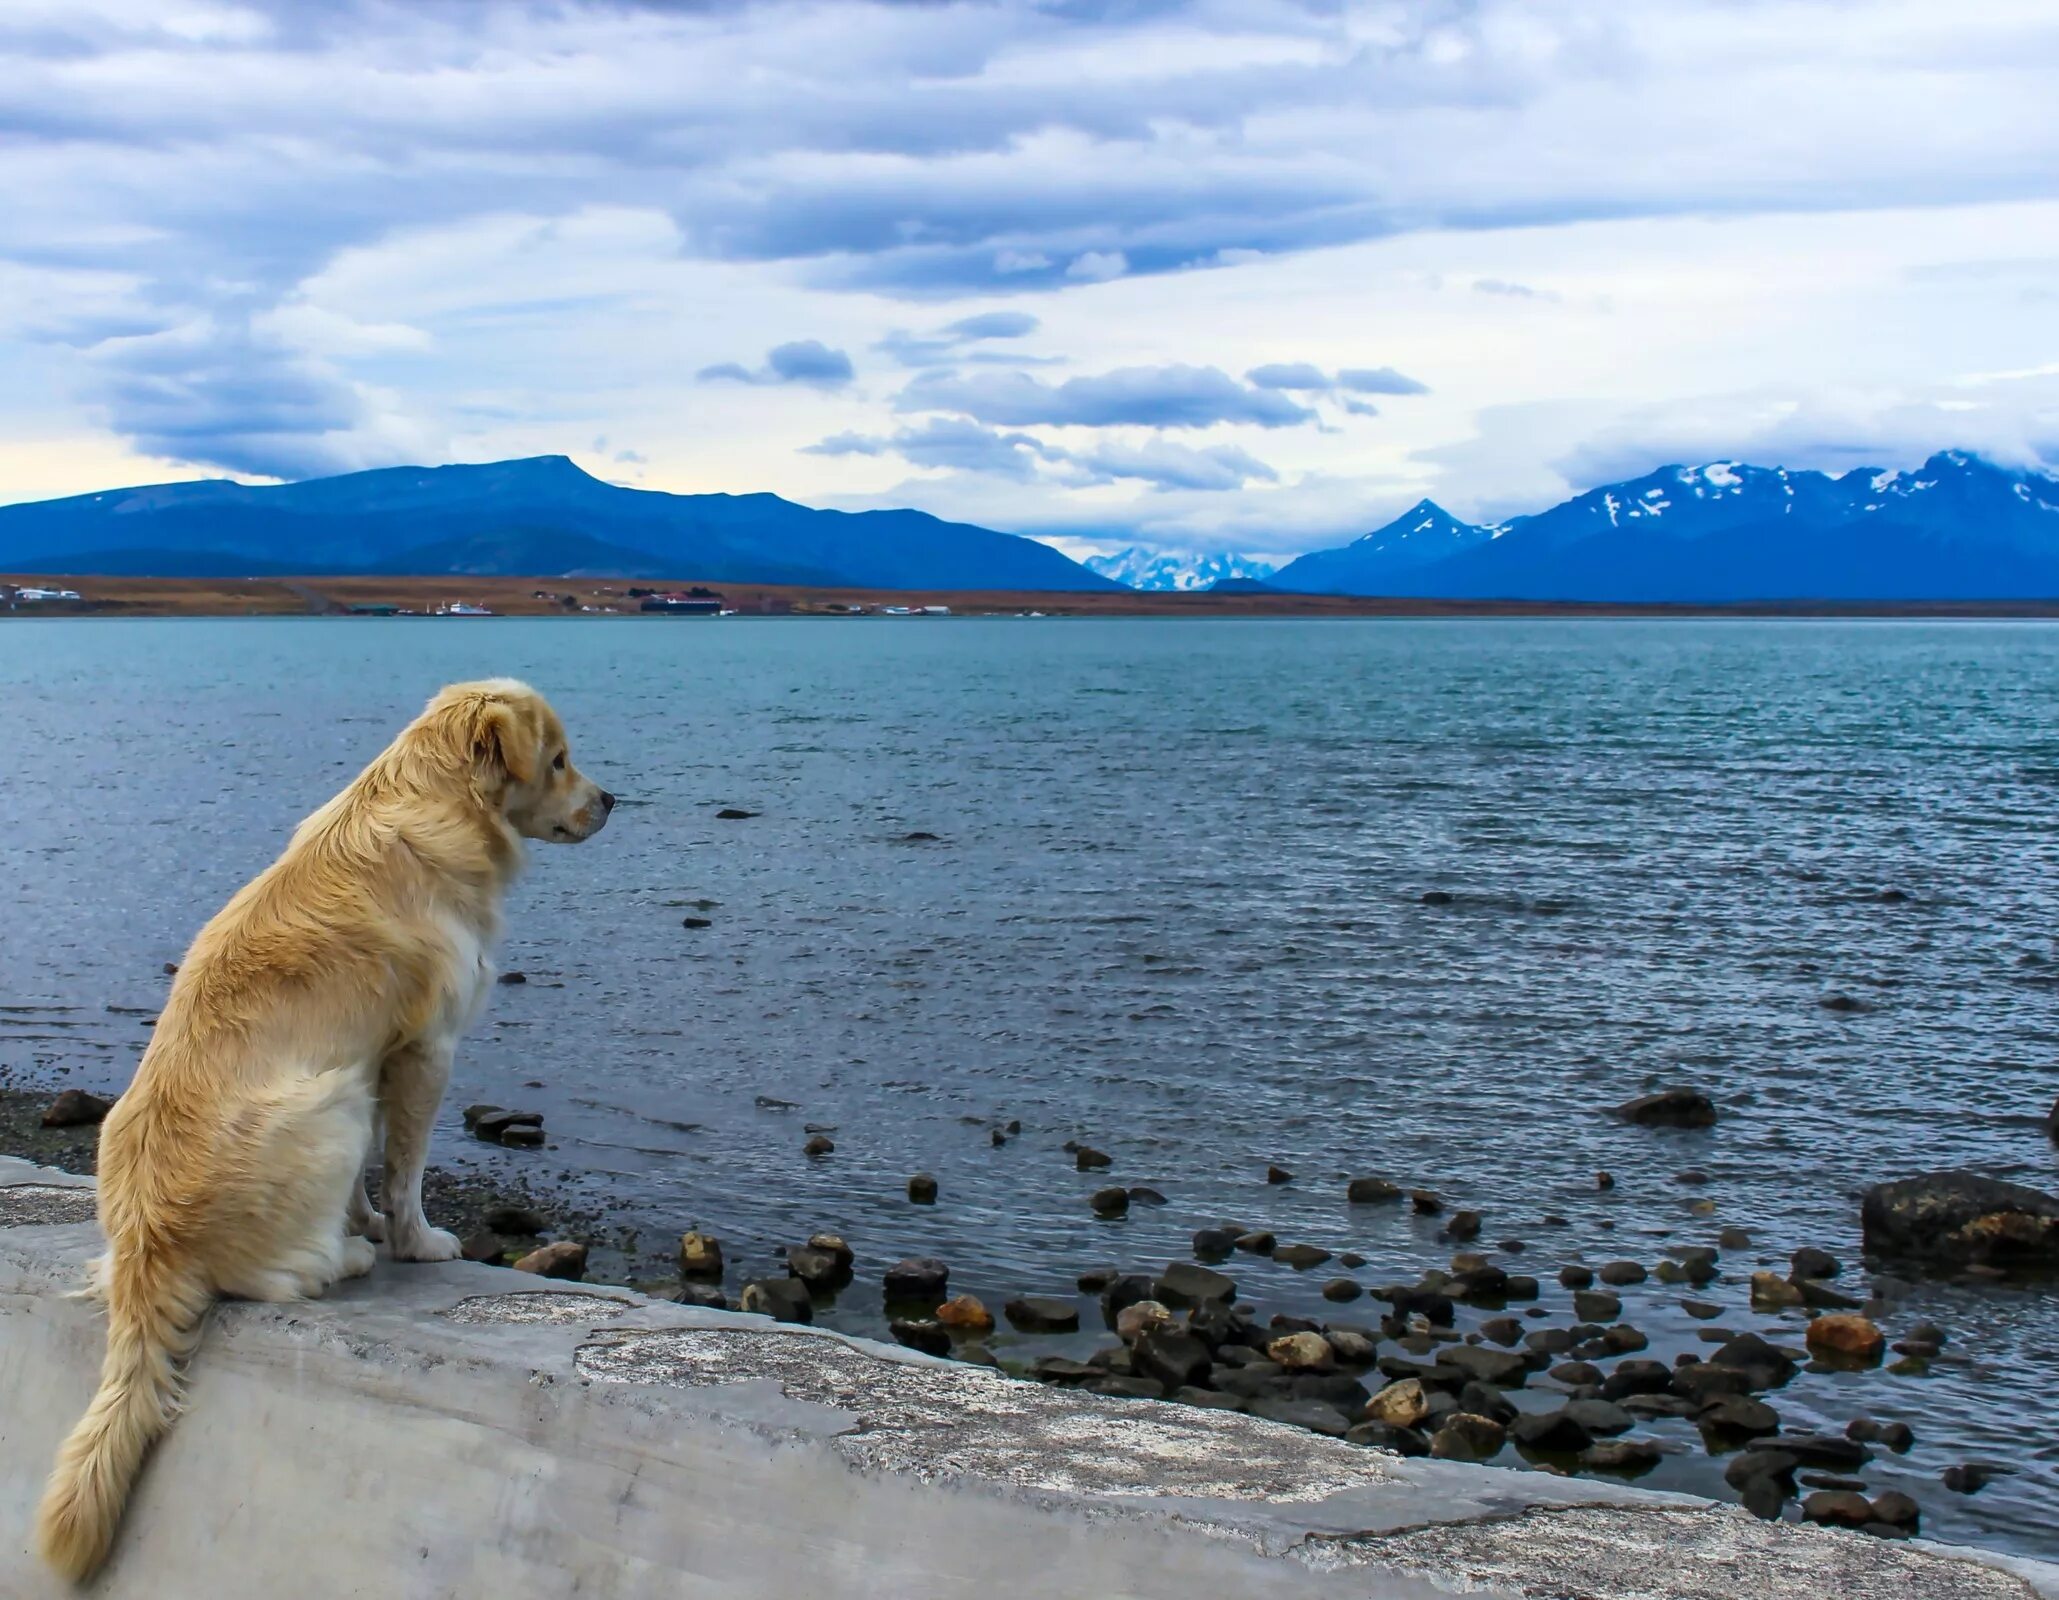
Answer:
(420, 679, 615, 843)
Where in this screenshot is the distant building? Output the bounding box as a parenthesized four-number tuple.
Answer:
(10, 586, 82, 604)
(640, 591, 725, 615)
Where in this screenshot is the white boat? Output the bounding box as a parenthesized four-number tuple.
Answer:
(434, 602, 495, 616)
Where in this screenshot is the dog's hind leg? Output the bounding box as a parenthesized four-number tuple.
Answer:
(205, 1070, 377, 1301)
(379, 1040, 461, 1263)
(344, 1105, 385, 1241)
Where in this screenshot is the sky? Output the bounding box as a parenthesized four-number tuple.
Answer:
(3, 0, 2058, 561)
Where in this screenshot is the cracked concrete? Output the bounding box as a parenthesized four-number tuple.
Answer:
(4, 1157, 2055, 1600)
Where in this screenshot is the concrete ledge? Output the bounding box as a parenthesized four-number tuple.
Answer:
(4, 1158, 2055, 1599)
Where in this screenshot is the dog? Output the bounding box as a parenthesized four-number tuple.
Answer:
(36, 679, 613, 1582)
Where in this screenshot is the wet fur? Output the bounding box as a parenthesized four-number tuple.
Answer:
(36, 679, 610, 1582)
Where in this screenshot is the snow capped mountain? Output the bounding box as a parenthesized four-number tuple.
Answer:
(1271, 452, 2059, 602)
(1083, 546, 1278, 591)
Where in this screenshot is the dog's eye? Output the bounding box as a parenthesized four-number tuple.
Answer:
(553, 752, 566, 771)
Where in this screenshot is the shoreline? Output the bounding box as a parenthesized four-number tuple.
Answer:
(11, 571, 2059, 619)
(8, 1077, 2052, 1564)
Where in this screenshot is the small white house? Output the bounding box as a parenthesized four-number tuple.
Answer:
(11, 586, 82, 603)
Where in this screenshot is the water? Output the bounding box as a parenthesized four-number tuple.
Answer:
(3, 616, 2057, 1557)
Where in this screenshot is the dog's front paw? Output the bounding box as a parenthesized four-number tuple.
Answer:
(388, 1222, 463, 1263)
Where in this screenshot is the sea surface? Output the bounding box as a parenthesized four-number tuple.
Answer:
(3, 616, 2057, 1557)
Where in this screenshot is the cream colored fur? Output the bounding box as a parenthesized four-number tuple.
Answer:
(35, 679, 612, 1583)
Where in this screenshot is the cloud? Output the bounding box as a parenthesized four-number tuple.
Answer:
(1473, 277, 1561, 302)
(806, 419, 1275, 491)
(1337, 366, 1430, 396)
(698, 338, 854, 388)
(1246, 362, 1331, 392)
(944, 311, 1039, 341)
(899, 363, 1315, 428)
(877, 309, 1047, 369)
(1065, 250, 1128, 283)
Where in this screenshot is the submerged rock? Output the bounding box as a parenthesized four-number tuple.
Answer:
(1157, 1261, 1236, 1306)
(1613, 1088, 1717, 1129)
(1004, 1295, 1081, 1333)
(907, 1173, 938, 1204)
(889, 1320, 951, 1356)
(1806, 1313, 1885, 1363)
(1088, 1186, 1130, 1217)
(1429, 1413, 1507, 1460)
(740, 1278, 813, 1323)
(1860, 1171, 2059, 1271)
(882, 1257, 949, 1303)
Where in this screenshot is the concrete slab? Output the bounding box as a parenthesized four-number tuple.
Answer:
(4, 1157, 2054, 1600)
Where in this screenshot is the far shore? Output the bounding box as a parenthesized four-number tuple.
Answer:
(9, 572, 2059, 620)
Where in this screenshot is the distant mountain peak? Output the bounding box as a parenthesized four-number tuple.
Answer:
(1082, 546, 1276, 592)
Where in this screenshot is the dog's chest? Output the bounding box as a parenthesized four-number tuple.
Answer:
(434, 912, 496, 1032)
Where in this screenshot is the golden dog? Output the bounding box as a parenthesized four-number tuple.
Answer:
(36, 679, 612, 1582)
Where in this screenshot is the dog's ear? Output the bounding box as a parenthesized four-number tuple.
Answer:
(472, 694, 537, 785)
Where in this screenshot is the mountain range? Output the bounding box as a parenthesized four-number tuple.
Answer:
(1271, 452, 2059, 601)
(6, 448, 2057, 601)
(1081, 547, 1277, 591)
(0, 456, 1119, 592)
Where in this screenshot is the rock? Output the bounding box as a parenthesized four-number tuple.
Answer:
(1429, 1413, 1507, 1460)
(1077, 1267, 1120, 1294)
(460, 1232, 504, 1263)
(1550, 1360, 1604, 1388)
(1870, 1491, 1920, 1529)
(461, 1103, 504, 1130)
(1525, 1327, 1575, 1356)
(1797, 1278, 1863, 1310)
(1749, 1271, 1804, 1310)
(882, 1257, 949, 1303)
(1700, 1395, 1780, 1436)
(511, 1241, 586, 1279)
(1725, 1448, 1800, 1490)
(1272, 1242, 1332, 1270)
(1267, 1332, 1336, 1372)
(680, 916, 712, 929)
(1176, 1388, 1247, 1411)
(1740, 1475, 1790, 1521)
(1510, 1409, 1594, 1453)
(1503, 1275, 1541, 1301)
(1029, 1355, 1099, 1384)
(1596, 1170, 1615, 1190)
(1597, 1260, 1646, 1286)
(1573, 1291, 1620, 1322)
(40, 1089, 114, 1128)
(1942, 1463, 2008, 1495)
(803, 1134, 835, 1157)
(1801, 1473, 1870, 1492)
(471, 1108, 543, 1142)
(1088, 1186, 1130, 1217)
(1449, 1263, 1506, 1300)
(1478, 1316, 1522, 1346)
(1437, 1345, 1529, 1387)
(1247, 1398, 1351, 1437)
(1004, 1295, 1081, 1334)
(1806, 1313, 1885, 1362)
(499, 1125, 546, 1149)
(1598, 1359, 1675, 1402)
(907, 1173, 938, 1204)
(1622, 1394, 1700, 1420)
(1614, 1087, 1717, 1129)
(1443, 1210, 1482, 1242)
(1114, 1299, 1173, 1342)
(1324, 1326, 1377, 1365)
(1791, 1246, 1841, 1280)
(1681, 1299, 1723, 1320)
(1559, 1264, 1595, 1290)
(1455, 1381, 1516, 1425)
(787, 1244, 852, 1289)
(1321, 1278, 1362, 1303)
(1133, 1328, 1212, 1390)
(1075, 1146, 1113, 1170)
(715, 807, 758, 819)
(1803, 1491, 1875, 1529)
(1774, 1433, 1872, 1471)
(496, 970, 527, 984)
(1601, 1324, 1648, 1354)
(1157, 1261, 1236, 1306)
(1582, 1438, 1663, 1473)
(1847, 1417, 1915, 1452)
(1710, 1331, 1799, 1388)
(1267, 1164, 1293, 1184)
(1192, 1227, 1236, 1259)
(1419, 889, 1454, 906)
(483, 1205, 546, 1235)
(917, 1295, 987, 1339)
(1409, 1189, 1442, 1215)
(1719, 1226, 1753, 1249)
(740, 1278, 814, 1323)
(1233, 1230, 1276, 1254)
(1860, 1170, 2059, 1271)
(1099, 1273, 1160, 1322)
(1670, 1361, 1752, 1404)
(1363, 1378, 1431, 1428)
(886, 1319, 950, 1356)
(675, 1283, 727, 1310)
(1088, 1375, 1166, 1401)
(1348, 1422, 1430, 1455)
(1126, 1185, 1167, 1206)
(1347, 1177, 1403, 1204)
(1563, 1398, 1634, 1436)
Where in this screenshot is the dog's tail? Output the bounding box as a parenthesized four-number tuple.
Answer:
(35, 1230, 209, 1580)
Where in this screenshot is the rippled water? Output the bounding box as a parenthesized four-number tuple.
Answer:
(3, 617, 2057, 1557)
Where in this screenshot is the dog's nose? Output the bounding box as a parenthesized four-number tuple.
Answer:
(599, 790, 617, 813)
